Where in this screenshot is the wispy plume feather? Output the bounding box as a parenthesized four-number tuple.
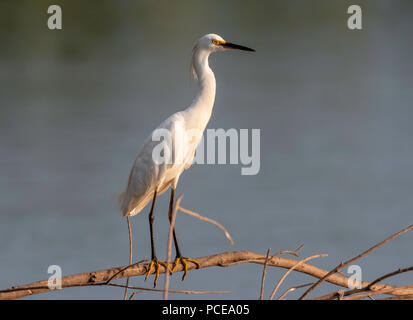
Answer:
(190, 42, 199, 81)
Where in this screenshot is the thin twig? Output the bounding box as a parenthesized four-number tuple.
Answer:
(123, 216, 133, 300)
(277, 282, 314, 300)
(128, 291, 142, 300)
(319, 266, 413, 300)
(341, 290, 403, 300)
(269, 254, 328, 300)
(105, 259, 147, 285)
(178, 205, 234, 245)
(163, 194, 183, 300)
(299, 224, 413, 300)
(273, 244, 304, 258)
(316, 284, 413, 300)
(259, 248, 271, 300)
(365, 266, 413, 291)
(262, 243, 305, 300)
(100, 282, 230, 295)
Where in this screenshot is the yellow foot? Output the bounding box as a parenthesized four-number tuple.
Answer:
(170, 256, 201, 281)
(145, 258, 168, 287)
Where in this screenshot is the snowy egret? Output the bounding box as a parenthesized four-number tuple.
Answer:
(119, 33, 254, 286)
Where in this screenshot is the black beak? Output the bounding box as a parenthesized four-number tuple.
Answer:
(222, 42, 255, 52)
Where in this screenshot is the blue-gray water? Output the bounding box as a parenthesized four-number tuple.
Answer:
(1, 1, 412, 299)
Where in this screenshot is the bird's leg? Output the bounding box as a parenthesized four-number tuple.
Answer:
(148, 190, 158, 260)
(145, 189, 168, 287)
(169, 188, 182, 257)
(168, 188, 201, 280)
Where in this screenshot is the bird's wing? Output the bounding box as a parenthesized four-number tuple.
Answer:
(183, 133, 201, 170)
(120, 111, 188, 216)
(162, 111, 203, 172)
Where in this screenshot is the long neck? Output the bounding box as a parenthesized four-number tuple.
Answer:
(185, 48, 216, 130)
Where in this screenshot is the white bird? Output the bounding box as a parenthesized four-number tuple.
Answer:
(119, 33, 254, 286)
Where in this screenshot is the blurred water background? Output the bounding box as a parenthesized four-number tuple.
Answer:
(0, 0, 412, 299)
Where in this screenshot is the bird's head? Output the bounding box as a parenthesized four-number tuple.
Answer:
(197, 33, 255, 53)
(190, 34, 255, 80)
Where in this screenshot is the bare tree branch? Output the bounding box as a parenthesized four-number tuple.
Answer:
(315, 267, 413, 300)
(1, 224, 411, 300)
(299, 224, 413, 300)
(1, 249, 412, 300)
(269, 254, 328, 300)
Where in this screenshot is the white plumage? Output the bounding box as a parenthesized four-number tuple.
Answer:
(119, 33, 254, 217)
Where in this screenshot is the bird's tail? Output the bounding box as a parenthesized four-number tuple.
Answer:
(118, 191, 149, 217)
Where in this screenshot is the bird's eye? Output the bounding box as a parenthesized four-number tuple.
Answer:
(212, 40, 220, 45)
